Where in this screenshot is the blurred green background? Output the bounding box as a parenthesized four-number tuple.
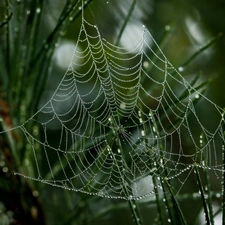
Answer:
(0, 0, 225, 224)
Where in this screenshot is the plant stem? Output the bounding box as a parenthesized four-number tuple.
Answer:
(164, 178, 187, 225)
(115, 0, 137, 47)
(194, 163, 210, 225)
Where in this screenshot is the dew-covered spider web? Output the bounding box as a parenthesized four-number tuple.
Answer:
(1, 1, 225, 200)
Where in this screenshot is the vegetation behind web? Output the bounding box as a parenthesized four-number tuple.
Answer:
(0, 0, 225, 224)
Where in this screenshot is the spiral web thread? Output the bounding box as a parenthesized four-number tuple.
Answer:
(2, 1, 225, 200)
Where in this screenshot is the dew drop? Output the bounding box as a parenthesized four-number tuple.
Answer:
(143, 61, 149, 69)
(193, 193, 198, 198)
(165, 25, 171, 31)
(178, 67, 184, 72)
(168, 218, 171, 223)
(59, 30, 67, 36)
(2, 167, 8, 173)
(195, 94, 200, 99)
(120, 102, 126, 109)
(26, 10, 30, 15)
(69, 17, 73, 21)
(216, 193, 221, 198)
(33, 190, 39, 197)
(79, 6, 82, 10)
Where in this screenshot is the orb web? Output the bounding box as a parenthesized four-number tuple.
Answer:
(1, 0, 225, 200)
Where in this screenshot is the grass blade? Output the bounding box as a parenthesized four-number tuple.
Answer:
(115, 0, 137, 47)
(179, 33, 223, 70)
(194, 163, 210, 225)
(164, 178, 187, 225)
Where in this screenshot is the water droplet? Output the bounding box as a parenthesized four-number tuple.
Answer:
(195, 94, 199, 99)
(69, 17, 73, 21)
(118, 149, 121, 153)
(120, 102, 126, 109)
(32, 190, 39, 197)
(2, 167, 8, 173)
(216, 193, 221, 198)
(106, 1, 109, 3)
(26, 10, 30, 15)
(36, 8, 41, 14)
(141, 130, 145, 136)
(79, 6, 82, 10)
(143, 61, 149, 69)
(178, 67, 184, 72)
(168, 218, 171, 223)
(165, 25, 171, 31)
(193, 193, 198, 198)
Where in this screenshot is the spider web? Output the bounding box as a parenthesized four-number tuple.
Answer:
(2, 1, 225, 200)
